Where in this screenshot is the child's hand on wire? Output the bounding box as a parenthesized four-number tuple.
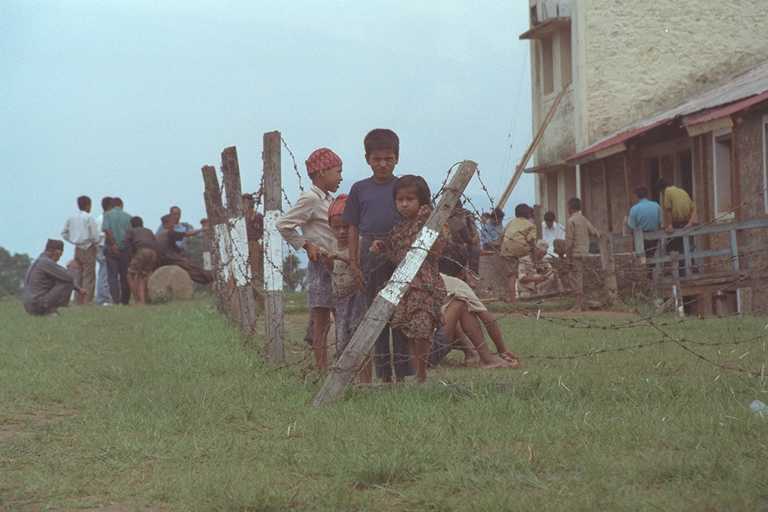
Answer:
(303, 241, 322, 262)
(369, 240, 385, 254)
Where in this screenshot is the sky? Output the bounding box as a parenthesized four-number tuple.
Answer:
(0, 0, 534, 261)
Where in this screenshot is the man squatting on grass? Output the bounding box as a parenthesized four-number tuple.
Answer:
(277, 147, 343, 371)
(344, 129, 415, 383)
(23, 239, 86, 316)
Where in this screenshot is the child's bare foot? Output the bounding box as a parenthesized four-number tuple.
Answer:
(463, 354, 481, 367)
(499, 352, 522, 369)
(480, 354, 512, 369)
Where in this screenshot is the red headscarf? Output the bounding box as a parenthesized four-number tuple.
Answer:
(328, 194, 348, 222)
(305, 147, 342, 176)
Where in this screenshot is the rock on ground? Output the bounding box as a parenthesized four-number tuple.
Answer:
(148, 265, 194, 303)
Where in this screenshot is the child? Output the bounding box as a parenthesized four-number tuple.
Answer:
(123, 216, 159, 305)
(343, 129, 413, 383)
(277, 147, 342, 370)
(327, 194, 371, 381)
(565, 197, 599, 311)
(370, 175, 446, 383)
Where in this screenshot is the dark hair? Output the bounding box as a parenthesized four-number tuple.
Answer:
(635, 186, 649, 199)
(45, 239, 64, 252)
(393, 175, 431, 206)
(170, 205, 180, 213)
(514, 203, 531, 218)
(161, 214, 173, 225)
(113, 197, 124, 207)
(101, 196, 113, 211)
(654, 178, 669, 194)
(492, 207, 505, 223)
(544, 210, 556, 222)
(77, 195, 91, 211)
(364, 128, 400, 158)
(130, 216, 143, 228)
(568, 197, 582, 211)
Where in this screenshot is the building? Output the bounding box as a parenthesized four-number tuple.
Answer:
(520, 0, 768, 312)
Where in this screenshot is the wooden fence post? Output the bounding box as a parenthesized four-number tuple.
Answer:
(598, 233, 619, 306)
(201, 165, 227, 311)
(221, 146, 258, 335)
(312, 160, 477, 407)
(262, 131, 285, 363)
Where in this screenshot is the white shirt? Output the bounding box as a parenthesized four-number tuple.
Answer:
(62, 211, 100, 250)
(95, 213, 106, 246)
(276, 185, 335, 253)
(541, 221, 565, 256)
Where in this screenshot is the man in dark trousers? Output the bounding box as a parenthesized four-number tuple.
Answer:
(102, 197, 133, 304)
(23, 239, 85, 316)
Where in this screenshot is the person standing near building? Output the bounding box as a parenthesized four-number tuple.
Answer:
(95, 197, 113, 305)
(23, 239, 85, 316)
(627, 186, 662, 261)
(565, 198, 599, 312)
(102, 197, 133, 305)
(541, 210, 565, 258)
(480, 207, 505, 251)
(500, 204, 536, 302)
(657, 178, 697, 275)
(61, 195, 100, 304)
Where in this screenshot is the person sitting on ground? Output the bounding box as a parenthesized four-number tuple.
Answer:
(500, 203, 536, 302)
(517, 240, 564, 299)
(440, 200, 480, 281)
(480, 207, 505, 251)
(124, 216, 159, 305)
(565, 197, 599, 312)
(23, 239, 85, 316)
(157, 206, 200, 252)
(430, 273, 521, 369)
(541, 211, 565, 258)
(157, 214, 214, 285)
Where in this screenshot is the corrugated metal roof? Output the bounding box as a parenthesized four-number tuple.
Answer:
(567, 61, 768, 163)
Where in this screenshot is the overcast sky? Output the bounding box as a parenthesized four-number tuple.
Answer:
(1, 0, 533, 260)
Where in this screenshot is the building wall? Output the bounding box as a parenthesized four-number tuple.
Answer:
(575, 0, 768, 147)
(537, 87, 576, 165)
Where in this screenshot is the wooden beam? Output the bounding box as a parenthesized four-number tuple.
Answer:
(201, 165, 226, 311)
(262, 131, 285, 363)
(498, 87, 568, 210)
(220, 146, 258, 335)
(598, 234, 618, 306)
(312, 160, 477, 407)
(685, 117, 733, 138)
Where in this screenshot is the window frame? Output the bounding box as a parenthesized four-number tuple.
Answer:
(712, 127, 734, 219)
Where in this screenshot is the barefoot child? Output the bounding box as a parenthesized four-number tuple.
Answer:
(327, 195, 372, 380)
(344, 129, 413, 383)
(277, 148, 343, 370)
(370, 175, 446, 383)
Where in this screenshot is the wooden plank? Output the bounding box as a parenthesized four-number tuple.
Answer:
(633, 228, 645, 260)
(262, 131, 285, 363)
(682, 234, 692, 274)
(598, 233, 618, 305)
(312, 160, 477, 407)
(201, 165, 227, 310)
(220, 146, 258, 335)
(643, 217, 768, 241)
(498, 87, 567, 209)
(647, 247, 731, 265)
(729, 229, 740, 271)
(601, 160, 613, 233)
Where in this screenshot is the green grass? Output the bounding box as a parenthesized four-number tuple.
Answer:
(1, 297, 768, 511)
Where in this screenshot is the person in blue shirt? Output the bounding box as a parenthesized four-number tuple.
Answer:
(480, 207, 505, 250)
(627, 186, 662, 260)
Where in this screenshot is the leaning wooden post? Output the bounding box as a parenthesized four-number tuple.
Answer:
(221, 146, 258, 335)
(201, 165, 227, 310)
(598, 233, 619, 306)
(262, 131, 285, 363)
(312, 160, 477, 407)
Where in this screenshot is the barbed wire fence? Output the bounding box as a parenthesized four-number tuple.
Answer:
(196, 136, 768, 403)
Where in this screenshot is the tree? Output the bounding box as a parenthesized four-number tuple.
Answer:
(0, 247, 32, 297)
(282, 253, 306, 292)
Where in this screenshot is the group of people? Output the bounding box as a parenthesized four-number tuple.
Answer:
(276, 129, 521, 384)
(22, 196, 213, 316)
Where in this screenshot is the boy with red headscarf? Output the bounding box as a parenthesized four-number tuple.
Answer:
(277, 148, 343, 371)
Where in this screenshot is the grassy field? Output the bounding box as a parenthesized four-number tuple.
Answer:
(1, 296, 768, 511)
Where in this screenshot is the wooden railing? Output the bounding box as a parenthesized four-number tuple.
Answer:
(610, 217, 768, 281)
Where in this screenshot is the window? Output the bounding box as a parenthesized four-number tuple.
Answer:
(560, 28, 572, 87)
(541, 36, 554, 95)
(713, 129, 733, 215)
(763, 116, 768, 212)
(677, 150, 693, 197)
